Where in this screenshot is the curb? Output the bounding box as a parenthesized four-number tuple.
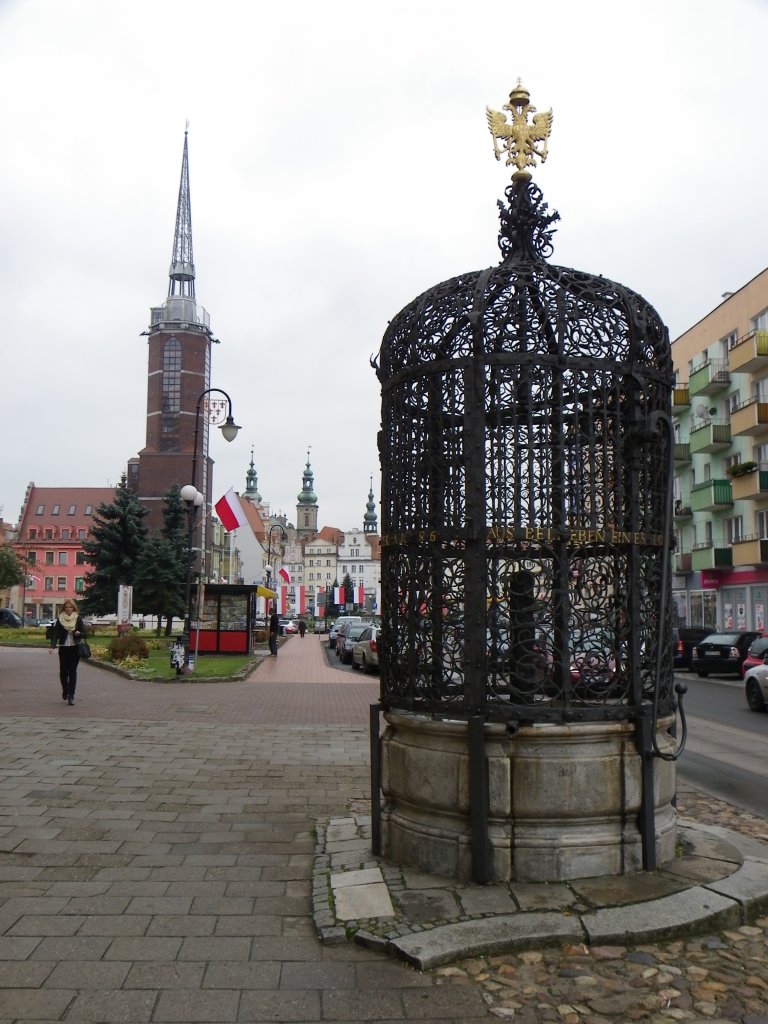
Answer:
(312, 815, 768, 971)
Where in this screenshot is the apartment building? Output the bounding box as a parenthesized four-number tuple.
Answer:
(672, 267, 768, 632)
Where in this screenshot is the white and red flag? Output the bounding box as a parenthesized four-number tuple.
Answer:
(295, 586, 305, 614)
(354, 586, 364, 605)
(214, 488, 247, 532)
(278, 567, 291, 584)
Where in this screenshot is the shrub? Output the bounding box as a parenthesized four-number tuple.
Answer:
(108, 635, 149, 663)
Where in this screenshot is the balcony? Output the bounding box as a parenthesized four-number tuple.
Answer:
(691, 544, 733, 572)
(673, 498, 693, 520)
(730, 468, 768, 503)
(674, 551, 692, 574)
(690, 479, 733, 512)
(729, 397, 768, 438)
(672, 386, 690, 408)
(688, 358, 730, 397)
(689, 420, 732, 455)
(731, 535, 768, 567)
(674, 442, 691, 466)
(727, 329, 768, 374)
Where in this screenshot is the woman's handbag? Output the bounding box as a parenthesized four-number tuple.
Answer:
(78, 640, 91, 659)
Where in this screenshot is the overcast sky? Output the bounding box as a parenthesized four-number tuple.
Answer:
(2, 0, 767, 532)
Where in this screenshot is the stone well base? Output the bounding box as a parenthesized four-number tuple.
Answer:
(379, 712, 677, 882)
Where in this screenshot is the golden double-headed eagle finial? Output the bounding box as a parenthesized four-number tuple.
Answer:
(486, 80, 553, 181)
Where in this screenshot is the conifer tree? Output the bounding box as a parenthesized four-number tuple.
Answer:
(133, 485, 188, 635)
(81, 475, 148, 616)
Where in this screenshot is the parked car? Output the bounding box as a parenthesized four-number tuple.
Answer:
(741, 635, 768, 677)
(337, 622, 371, 664)
(744, 657, 768, 712)
(352, 626, 381, 673)
(280, 620, 298, 634)
(568, 626, 618, 696)
(673, 625, 717, 671)
(0, 608, 23, 628)
(691, 631, 761, 677)
(328, 615, 362, 650)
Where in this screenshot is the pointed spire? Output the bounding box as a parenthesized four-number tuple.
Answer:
(168, 127, 195, 300)
(363, 476, 378, 533)
(244, 447, 261, 503)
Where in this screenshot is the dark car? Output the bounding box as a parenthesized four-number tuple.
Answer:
(741, 635, 768, 677)
(691, 631, 761, 678)
(0, 608, 23, 628)
(673, 625, 717, 671)
(337, 622, 371, 665)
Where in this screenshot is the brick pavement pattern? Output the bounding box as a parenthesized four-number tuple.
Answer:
(0, 638, 492, 1022)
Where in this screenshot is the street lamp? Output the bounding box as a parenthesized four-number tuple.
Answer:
(180, 387, 241, 671)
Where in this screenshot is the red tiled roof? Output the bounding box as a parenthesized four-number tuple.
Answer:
(17, 484, 117, 534)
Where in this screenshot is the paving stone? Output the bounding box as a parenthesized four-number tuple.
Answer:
(153, 989, 240, 1022)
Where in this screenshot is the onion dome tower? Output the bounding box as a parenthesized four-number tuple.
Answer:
(373, 81, 681, 884)
(243, 448, 262, 505)
(296, 450, 318, 540)
(132, 129, 215, 535)
(363, 477, 378, 534)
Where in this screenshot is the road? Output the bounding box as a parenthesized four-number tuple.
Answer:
(676, 670, 768, 817)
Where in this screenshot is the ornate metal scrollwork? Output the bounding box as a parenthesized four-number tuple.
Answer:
(375, 169, 675, 725)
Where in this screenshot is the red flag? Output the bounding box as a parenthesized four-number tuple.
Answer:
(278, 567, 291, 584)
(214, 488, 247, 532)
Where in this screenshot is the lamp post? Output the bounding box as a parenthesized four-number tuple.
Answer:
(180, 387, 241, 671)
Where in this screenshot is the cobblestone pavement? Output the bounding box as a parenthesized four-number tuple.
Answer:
(447, 787, 768, 1024)
(1, 640, 768, 1023)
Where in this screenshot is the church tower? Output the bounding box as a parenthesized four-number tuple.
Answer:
(363, 477, 378, 534)
(296, 450, 318, 541)
(243, 448, 262, 505)
(130, 130, 214, 534)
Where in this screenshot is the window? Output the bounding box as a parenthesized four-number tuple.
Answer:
(52, 504, 60, 515)
(74, 577, 84, 593)
(76, 552, 85, 565)
(724, 454, 741, 473)
(78, 529, 86, 540)
(359, 565, 364, 573)
(44, 577, 53, 591)
(57, 577, 66, 591)
(753, 308, 768, 332)
(28, 528, 37, 540)
(45, 529, 53, 540)
(725, 516, 743, 543)
(758, 510, 768, 539)
(61, 529, 70, 540)
(84, 505, 92, 516)
(160, 338, 181, 451)
(45, 551, 54, 565)
(68, 505, 76, 515)
(36, 505, 44, 515)
(723, 330, 738, 351)
(727, 391, 740, 414)
(326, 559, 331, 566)
(27, 552, 36, 565)
(757, 443, 768, 466)
(309, 572, 314, 580)
(58, 552, 67, 565)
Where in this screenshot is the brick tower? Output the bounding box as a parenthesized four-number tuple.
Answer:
(129, 130, 214, 534)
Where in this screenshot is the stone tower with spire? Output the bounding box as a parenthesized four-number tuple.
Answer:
(296, 451, 318, 541)
(363, 477, 378, 534)
(130, 130, 215, 534)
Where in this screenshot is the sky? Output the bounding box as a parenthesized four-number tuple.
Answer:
(2, 0, 768, 533)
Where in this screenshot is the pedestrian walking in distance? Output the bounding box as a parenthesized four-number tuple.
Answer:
(298, 618, 306, 639)
(268, 606, 279, 657)
(48, 600, 86, 705)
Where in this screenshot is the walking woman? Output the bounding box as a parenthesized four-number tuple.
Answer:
(48, 600, 86, 705)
